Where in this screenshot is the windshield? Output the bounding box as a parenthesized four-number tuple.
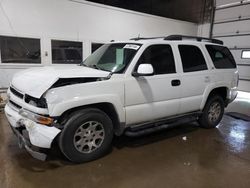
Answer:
(81, 43, 141, 73)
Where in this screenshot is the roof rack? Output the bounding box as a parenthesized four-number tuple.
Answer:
(130, 35, 223, 45)
(164, 35, 224, 45)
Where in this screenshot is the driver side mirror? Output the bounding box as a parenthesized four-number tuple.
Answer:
(132, 64, 154, 77)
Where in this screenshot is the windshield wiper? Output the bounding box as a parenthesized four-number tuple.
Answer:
(80, 63, 111, 73)
(79, 63, 87, 67)
(92, 64, 101, 70)
(80, 63, 101, 70)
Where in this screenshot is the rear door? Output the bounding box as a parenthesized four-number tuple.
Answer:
(177, 44, 211, 114)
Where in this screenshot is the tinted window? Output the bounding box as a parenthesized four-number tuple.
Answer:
(92, 43, 104, 53)
(137, 45, 176, 74)
(206, 45, 236, 69)
(179, 45, 207, 72)
(65, 49, 81, 60)
(0, 36, 41, 64)
(51, 40, 82, 64)
(52, 49, 63, 60)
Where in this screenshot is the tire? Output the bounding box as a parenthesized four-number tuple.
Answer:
(59, 108, 113, 163)
(198, 95, 224, 129)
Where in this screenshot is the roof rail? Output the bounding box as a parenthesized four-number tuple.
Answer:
(130, 37, 165, 41)
(129, 35, 224, 45)
(164, 35, 224, 45)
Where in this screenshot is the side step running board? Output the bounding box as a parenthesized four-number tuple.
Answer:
(125, 114, 200, 137)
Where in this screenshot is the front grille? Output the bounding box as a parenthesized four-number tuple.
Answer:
(10, 87, 24, 99)
(9, 100, 22, 110)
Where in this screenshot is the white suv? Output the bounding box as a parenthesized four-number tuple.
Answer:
(5, 35, 238, 163)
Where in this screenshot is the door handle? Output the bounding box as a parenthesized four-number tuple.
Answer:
(171, 79, 181, 86)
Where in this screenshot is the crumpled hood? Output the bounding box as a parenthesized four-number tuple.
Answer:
(11, 65, 110, 98)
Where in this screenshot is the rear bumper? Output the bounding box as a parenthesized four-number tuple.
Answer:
(4, 103, 61, 160)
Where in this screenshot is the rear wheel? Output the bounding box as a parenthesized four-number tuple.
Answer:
(198, 95, 224, 129)
(59, 108, 113, 163)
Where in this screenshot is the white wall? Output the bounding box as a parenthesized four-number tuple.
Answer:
(0, 0, 198, 88)
(197, 23, 211, 38)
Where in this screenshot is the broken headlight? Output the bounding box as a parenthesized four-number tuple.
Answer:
(24, 94, 47, 108)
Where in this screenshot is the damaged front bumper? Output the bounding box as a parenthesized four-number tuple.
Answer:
(4, 103, 61, 161)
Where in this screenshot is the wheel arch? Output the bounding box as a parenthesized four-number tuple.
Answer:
(56, 102, 125, 136)
(201, 86, 229, 110)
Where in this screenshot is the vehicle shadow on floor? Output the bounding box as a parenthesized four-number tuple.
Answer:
(44, 122, 200, 161)
(113, 122, 199, 149)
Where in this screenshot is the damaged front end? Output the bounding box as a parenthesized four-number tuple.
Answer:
(4, 65, 112, 160)
(5, 102, 61, 161)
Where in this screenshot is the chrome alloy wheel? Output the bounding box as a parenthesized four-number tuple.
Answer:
(208, 102, 221, 123)
(73, 121, 105, 153)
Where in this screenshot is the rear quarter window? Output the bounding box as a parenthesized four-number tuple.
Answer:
(206, 45, 236, 69)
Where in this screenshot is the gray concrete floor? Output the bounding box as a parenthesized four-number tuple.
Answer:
(0, 92, 250, 188)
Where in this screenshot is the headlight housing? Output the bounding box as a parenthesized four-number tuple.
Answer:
(24, 94, 47, 108)
(19, 109, 53, 126)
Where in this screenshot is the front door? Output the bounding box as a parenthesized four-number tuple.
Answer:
(125, 44, 181, 125)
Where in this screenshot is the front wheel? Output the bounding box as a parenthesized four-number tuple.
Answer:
(59, 108, 113, 163)
(198, 95, 225, 129)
